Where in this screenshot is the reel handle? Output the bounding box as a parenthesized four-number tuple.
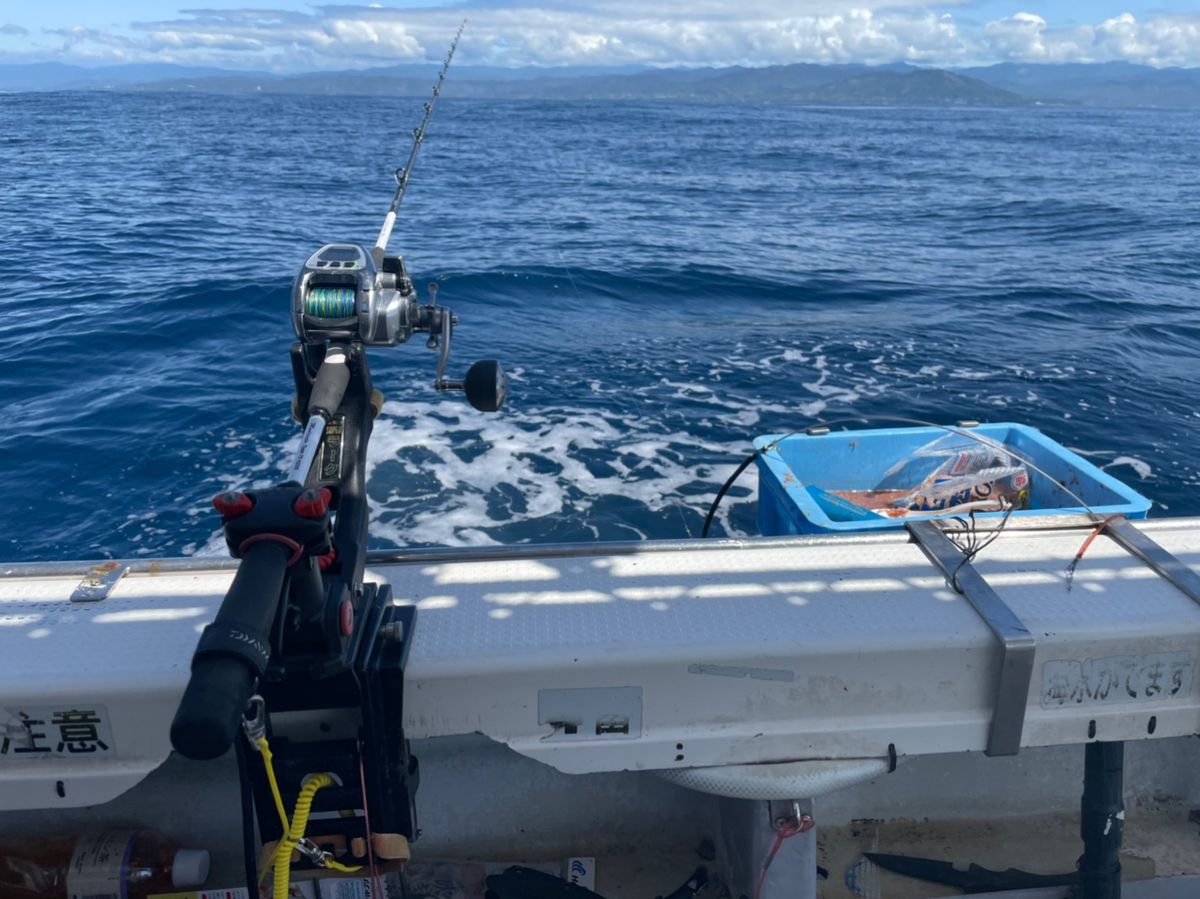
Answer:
(422, 287, 508, 413)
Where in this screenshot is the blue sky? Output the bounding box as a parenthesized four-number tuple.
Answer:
(2, 2, 1198, 70)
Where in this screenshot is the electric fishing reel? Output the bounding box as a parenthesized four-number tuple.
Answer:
(293, 242, 508, 413)
(294, 244, 411, 346)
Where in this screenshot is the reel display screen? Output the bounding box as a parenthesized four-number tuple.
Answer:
(318, 247, 361, 264)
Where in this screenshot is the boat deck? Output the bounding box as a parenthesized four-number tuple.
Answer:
(3, 519, 1200, 894)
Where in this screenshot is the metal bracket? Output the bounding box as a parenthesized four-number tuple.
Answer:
(907, 520, 1035, 757)
(768, 799, 810, 830)
(252, 586, 419, 866)
(1104, 518, 1200, 607)
(70, 562, 129, 603)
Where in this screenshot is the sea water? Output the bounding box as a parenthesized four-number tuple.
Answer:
(0, 93, 1197, 560)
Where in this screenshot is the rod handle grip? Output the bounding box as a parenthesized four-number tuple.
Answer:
(170, 541, 289, 760)
(308, 345, 350, 419)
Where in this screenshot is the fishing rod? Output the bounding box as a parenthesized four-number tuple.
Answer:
(372, 18, 465, 268)
(289, 18, 475, 486)
(170, 23, 505, 894)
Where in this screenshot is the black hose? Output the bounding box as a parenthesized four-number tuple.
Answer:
(233, 735, 259, 894)
(701, 450, 759, 538)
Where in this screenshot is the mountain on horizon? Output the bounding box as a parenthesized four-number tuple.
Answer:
(0, 62, 268, 92)
(1, 59, 1197, 108)
(953, 61, 1200, 109)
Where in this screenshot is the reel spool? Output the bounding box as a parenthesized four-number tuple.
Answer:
(292, 244, 416, 346)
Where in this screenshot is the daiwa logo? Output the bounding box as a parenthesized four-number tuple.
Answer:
(230, 629, 270, 662)
(565, 855, 595, 888)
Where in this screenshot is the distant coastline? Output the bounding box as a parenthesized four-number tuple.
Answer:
(1, 60, 1198, 108)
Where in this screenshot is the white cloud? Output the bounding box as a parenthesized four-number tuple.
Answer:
(985, 13, 1051, 60)
(7, 5, 1200, 70)
(981, 10, 1200, 67)
(1092, 13, 1200, 67)
(49, 25, 138, 60)
(144, 31, 266, 52)
(324, 17, 423, 58)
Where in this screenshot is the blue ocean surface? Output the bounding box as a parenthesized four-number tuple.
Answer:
(0, 92, 1197, 562)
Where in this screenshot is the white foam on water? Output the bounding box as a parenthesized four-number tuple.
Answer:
(659, 378, 716, 396)
(1105, 455, 1154, 480)
(180, 394, 768, 554)
(949, 368, 994, 381)
(169, 334, 1035, 557)
(803, 354, 862, 403)
(360, 397, 759, 547)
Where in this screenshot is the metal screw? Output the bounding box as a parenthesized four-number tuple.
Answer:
(380, 621, 405, 643)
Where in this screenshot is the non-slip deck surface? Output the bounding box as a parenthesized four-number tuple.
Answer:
(3, 520, 1200, 808)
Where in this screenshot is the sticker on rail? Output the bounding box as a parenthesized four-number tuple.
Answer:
(1041, 653, 1193, 708)
(1, 706, 115, 757)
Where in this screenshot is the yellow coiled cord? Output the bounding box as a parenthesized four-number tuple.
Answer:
(255, 736, 362, 899)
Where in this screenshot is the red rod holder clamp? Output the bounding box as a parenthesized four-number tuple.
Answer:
(294, 486, 332, 520)
(213, 491, 254, 519)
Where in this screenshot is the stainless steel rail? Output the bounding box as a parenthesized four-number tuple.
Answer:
(906, 519, 1036, 757)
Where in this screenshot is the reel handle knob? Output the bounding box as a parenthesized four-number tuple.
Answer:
(463, 359, 509, 412)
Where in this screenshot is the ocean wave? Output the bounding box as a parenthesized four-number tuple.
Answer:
(1, 94, 1196, 560)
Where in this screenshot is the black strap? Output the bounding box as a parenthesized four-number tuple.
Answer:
(193, 622, 271, 676)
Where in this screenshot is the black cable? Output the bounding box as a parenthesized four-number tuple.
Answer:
(948, 502, 1017, 589)
(702, 450, 760, 537)
(233, 735, 259, 894)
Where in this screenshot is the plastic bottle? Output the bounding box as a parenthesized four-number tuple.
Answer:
(0, 830, 209, 899)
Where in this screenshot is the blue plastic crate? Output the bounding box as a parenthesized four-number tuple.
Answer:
(755, 422, 1152, 536)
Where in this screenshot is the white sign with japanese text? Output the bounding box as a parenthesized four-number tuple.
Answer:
(1, 705, 116, 758)
(1042, 653, 1193, 708)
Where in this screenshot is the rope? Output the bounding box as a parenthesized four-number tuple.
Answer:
(753, 813, 815, 899)
(359, 743, 384, 899)
(1065, 514, 1125, 590)
(256, 737, 290, 837)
